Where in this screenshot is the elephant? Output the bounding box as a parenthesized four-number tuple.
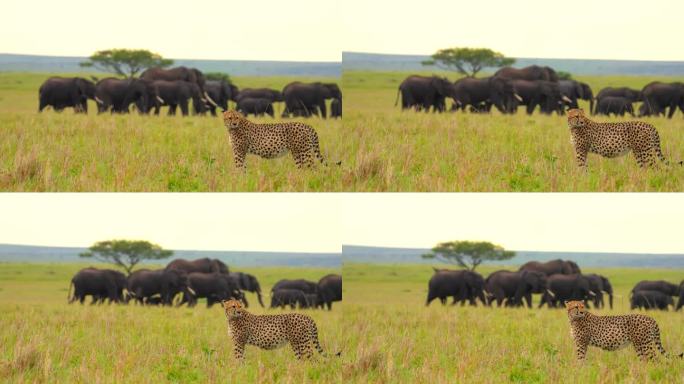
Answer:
(519, 259, 581, 276)
(126, 268, 192, 305)
(594, 86, 642, 115)
(630, 290, 674, 311)
(282, 104, 320, 117)
(559, 80, 593, 111)
(94, 78, 159, 114)
(484, 270, 547, 308)
(38, 77, 95, 113)
(640, 81, 684, 118)
(426, 268, 486, 306)
(594, 96, 635, 117)
(235, 88, 283, 103)
(205, 80, 238, 116)
(330, 98, 342, 118)
(494, 65, 559, 82)
(584, 274, 614, 309)
(165, 257, 229, 274)
(509, 80, 569, 115)
(138, 80, 208, 116)
(395, 75, 452, 113)
(449, 76, 521, 114)
(631, 280, 680, 297)
(270, 288, 307, 309)
(677, 281, 684, 311)
(179, 272, 245, 308)
(68, 267, 127, 304)
(236, 97, 275, 117)
(282, 82, 341, 118)
(301, 293, 320, 309)
(140, 66, 218, 109)
(539, 274, 595, 308)
(229, 272, 264, 307)
(272, 279, 318, 295)
(317, 274, 342, 310)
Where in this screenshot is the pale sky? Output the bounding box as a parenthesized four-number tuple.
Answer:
(0, 194, 340, 253)
(343, 0, 684, 61)
(4, 1, 684, 62)
(2, 0, 341, 62)
(342, 194, 684, 254)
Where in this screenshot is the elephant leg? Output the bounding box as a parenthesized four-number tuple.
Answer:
(525, 293, 532, 308)
(180, 101, 189, 116)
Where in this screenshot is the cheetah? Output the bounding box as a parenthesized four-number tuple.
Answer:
(220, 299, 335, 360)
(567, 108, 669, 168)
(565, 300, 682, 361)
(222, 109, 327, 169)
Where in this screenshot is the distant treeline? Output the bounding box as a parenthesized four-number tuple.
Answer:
(343, 245, 684, 268)
(343, 52, 684, 76)
(0, 53, 341, 77)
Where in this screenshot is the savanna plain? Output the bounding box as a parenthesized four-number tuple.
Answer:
(343, 263, 684, 383)
(0, 73, 344, 191)
(0, 263, 343, 383)
(344, 71, 684, 191)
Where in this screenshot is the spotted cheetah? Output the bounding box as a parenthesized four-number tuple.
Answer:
(565, 300, 681, 361)
(220, 299, 334, 360)
(222, 110, 327, 169)
(567, 108, 669, 168)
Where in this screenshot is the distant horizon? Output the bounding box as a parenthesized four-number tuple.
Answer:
(0, 52, 342, 64)
(343, 244, 684, 256)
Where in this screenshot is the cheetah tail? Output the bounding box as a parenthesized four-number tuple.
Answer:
(651, 130, 669, 165)
(310, 323, 339, 358)
(652, 324, 682, 358)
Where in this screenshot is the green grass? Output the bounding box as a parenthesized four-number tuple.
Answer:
(342, 263, 684, 383)
(342, 71, 684, 191)
(0, 72, 344, 191)
(0, 263, 342, 383)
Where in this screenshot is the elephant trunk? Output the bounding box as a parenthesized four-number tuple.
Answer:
(609, 292, 613, 309)
(68, 280, 75, 303)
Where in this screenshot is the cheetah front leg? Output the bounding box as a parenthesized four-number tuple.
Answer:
(574, 338, 588, 361)
(574, 148, 588, 169)
(232, 148, 247, 171)
(233, 341, 246, 361)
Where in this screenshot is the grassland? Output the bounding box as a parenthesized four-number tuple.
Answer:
(342, 263, 684, 383)
(0, 263, 342, 383)
(0, 72, 344, 191)
(343, 71, 684, 191)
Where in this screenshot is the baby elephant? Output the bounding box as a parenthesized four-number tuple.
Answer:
(631, 290, 674, 310)
(595, 96, 635, 117)
(237, 97, 274, 117)
(330, 98, 342, 118)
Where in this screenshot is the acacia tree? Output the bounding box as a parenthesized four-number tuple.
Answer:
(79, 239, 173, 275)
(422, 240, 515, 271)
(422, 48, 515, 77)
(79, 49, 173, 78)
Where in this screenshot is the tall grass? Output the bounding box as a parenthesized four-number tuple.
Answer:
(0, 73, 344, 192)
(0, 263, 342, 383)
(342, 71, 684, 191)
(341, 263, 684, 383)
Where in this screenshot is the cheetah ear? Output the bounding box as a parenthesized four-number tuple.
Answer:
(564, 300, 569, 307)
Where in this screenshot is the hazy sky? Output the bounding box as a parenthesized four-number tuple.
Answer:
(342, 194, 684, 254)
(0, 194, 340, 252)
(4, 1, 683, 62)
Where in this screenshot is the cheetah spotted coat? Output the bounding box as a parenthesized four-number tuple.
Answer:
(565, 300, 675, 361)
(221, 299, 327, 360)
(566, 109, 668, 168)
(222, 110, 326, 169)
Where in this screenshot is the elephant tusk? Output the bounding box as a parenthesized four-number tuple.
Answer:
(204, 92, 219, 107)
(562, 95, 572, 103)
(95, 96, 104, 104)
(588, 291, 596, 296)
(156, 96, 164, 104)
(546, 289, 556, 298)
(188, 287, 196, 296)
(514, 93, 523, 102)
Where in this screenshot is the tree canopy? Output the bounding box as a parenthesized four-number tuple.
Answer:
(79, 239, 173, 275)
(204, 72, 232, 82)
(557, 71, 573, 80)
(422, 48, 515, 77)
(79, 49, 173, 78)
(422, 240, 515, 271)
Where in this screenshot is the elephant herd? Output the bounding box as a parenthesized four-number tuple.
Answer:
(396, 65, 684, 119)
(269, 274, 342, 310)
(68, 257, 342, 311)
(38, 66, 342, 119)
(427, 258, 683, 312)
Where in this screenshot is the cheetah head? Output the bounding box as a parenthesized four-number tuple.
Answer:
(221, 299, 244, 318)
(567, 109, 588, 128)
(564, 300, 587, 320)
(223, 110, 245, 130)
